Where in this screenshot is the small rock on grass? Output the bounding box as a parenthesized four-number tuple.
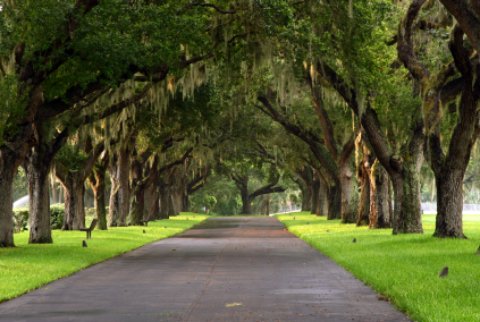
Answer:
(377, 295, 388, 301)
(439, 266, 449, 278)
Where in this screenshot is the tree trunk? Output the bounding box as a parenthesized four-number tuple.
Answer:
(170, 187, 185, 214)
(73, 183, 85, 229)
(311, 177, 320, 215)
(0, 158, 16, 247)
(183, 193, 189, 212)
(340, 163, 356, 223)
(129, 184, 145, 225)
(117, 147, 130, 226)
(27, 150, 52, 243)
(357, 173, 370, 226)
(301, 184, 313, 212)
(369, 160, 390, 228)
(434, 169, 466, 238)
(129, 157, 146, 226)
(92, 171, 107, 230)
(62, 177, 75, 230)
(317, 178, 329, 215)
(327, 183, 341, 220)
(296, 167, 314, 212)
(167, 194, 177, 217)
(241, 188, 252, 215)
(145, 185, 159, 221)
(61, 177, 85, 230)
(262, 195, 271, 216)
(51, 178, 60, 204)
(108, 165, 119, 227)
(158, 186, 170, 219)
(356, 140, 372, 226)
(391, 162, 423, 234)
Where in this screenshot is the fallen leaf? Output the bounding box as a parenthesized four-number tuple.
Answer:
(225, 302, 243, 308)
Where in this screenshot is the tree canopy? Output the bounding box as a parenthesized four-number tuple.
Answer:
(1, 0, 480, 247)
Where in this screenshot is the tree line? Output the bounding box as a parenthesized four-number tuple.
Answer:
(0, 0, 479, 247)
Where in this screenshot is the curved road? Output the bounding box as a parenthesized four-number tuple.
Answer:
(0, 217, 409, 322)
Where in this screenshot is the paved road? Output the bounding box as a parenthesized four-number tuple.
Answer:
(0, 217, 409, 322)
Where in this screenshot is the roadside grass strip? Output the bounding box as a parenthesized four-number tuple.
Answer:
(0, 213, 207, 302)
(278, 212, 480, 322)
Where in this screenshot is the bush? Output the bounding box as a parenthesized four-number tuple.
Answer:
(50, 204, 65, 229)
(13, 208, 29, 232)
(13, 204, 66, 232)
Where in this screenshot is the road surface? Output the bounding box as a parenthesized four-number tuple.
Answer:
(0, 217, 409, 322)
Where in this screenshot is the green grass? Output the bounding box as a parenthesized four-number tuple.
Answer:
(277, 212, 480, 322)
(0, 213, 207, 303)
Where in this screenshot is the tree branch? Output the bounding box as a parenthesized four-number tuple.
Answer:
(256, 94, 338, 181)
(439, 0, 480, 53)
(397, 0, 430, 82)
(158, 148, 193, 174)
(249, 184, 285, 199)
(308, 79, 338, 159)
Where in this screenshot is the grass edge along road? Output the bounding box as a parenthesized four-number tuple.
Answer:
(278, 212, 480, 322)
(0, 213, 208, 303)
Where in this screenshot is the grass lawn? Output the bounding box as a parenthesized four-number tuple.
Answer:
(0, 213, 207, 303)
(278, 212, 480, 322)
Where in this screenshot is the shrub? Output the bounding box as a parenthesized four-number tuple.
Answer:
(50, 204, 65, 229)
(13, 203, 66, 231)
(13, 208, 29, 232)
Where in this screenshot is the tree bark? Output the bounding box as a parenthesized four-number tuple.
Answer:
(167, 193, 177, 217)
(158, 185, 170, 219)
(357, 174, 370, 226)
(91, 169, 107, 230)
(391, 164, 423, 234)
(145, 185, 160, 221)
(311, 176, 320, 215)
(51, 178, 60, 204)
(27, 150, 53, 243)
(0, 156, 17, 247)
(327, 183, 341, 220)
(168, 175, 187, 215)
(356, 143, 372, 226)
(108, 165, 119, 227)
(182, 192, 189, 212)
(318, 179, 329, 216)
(73, 183, 86, 229)
(241, 188, 252, 215)
(92, 182, 107, 230)
(369, 160, 390, 228)
(340, 162, 356, 223)
(296, 166, 314, 212)
(129, 184, 145, 225)
(89, 152, 108, 230)
(301, 184, 313, 212)
(62, 177, 75, 230)
(438, 0, 480, 53)
(60, 176, 86, 230)
(128, 156, 146, 226)
(117, 147, 130, 226)
(434, 169, 465, 238)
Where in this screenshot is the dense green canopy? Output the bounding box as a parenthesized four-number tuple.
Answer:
(0, 0, 479, 247)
